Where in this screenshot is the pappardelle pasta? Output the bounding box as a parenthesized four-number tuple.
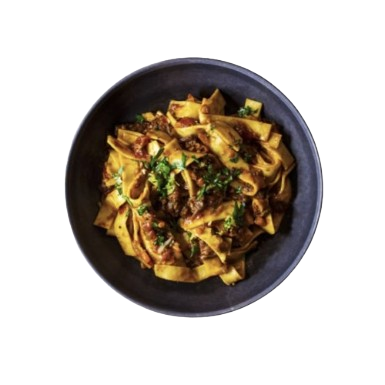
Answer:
(94, 89, 295, 285)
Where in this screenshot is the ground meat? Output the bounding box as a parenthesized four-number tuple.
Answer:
(130, 135, 151, 158)
(117, 122, 151, 134)
(161, 248, 174, 263)
(164, 188, 184, 218)
(252, 199, 269, 217)
(254, 216, 267, 226)
(251, 168, 266, 189)
(142, 215, 156, 240)
(198, 240, 215, 259)
(118, 115, 174, 136)
(187, 197, 204, 216)
(205, 153, 222, 168)
(204, 192, 223, 209)
(149, 116, 174, 135)
(179, 135, 209, 153)
(176, 117, 197, 127)
(179, 206, 189, 218)
(131, 173, 148, 199)
(240, 143, 259, 164)
(256, 189, 268, 199)
(197, 132, 211, 147)
(233, 122, 259, 142)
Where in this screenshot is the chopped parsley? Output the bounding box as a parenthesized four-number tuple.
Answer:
(137, 204, 149, 216)
(122, 195, 133, 207)
(224, 201, 246, 230)
(165, 174, 176, 195)
(243, 152, 253, 163)
(145, 148, 174, 197)
(155, 157, 172, 177)
(190, 240, 200, 258)
(145, 148, 164, 171)
(237, 106, 254, 117)
(112, 166, 132, 206)
(173, 152, 187, 170)
(191, 155, 200, 164)
(154, 233, 166, 246)
(224, 216, 234, 231)
(145, 149, 187, 196)
(230, 155, 239, 163)
(196, 188, 205, 200)
(151, 221, 171, 248)
(233, 201, 246, 226)
(235, 186, 243, 194)
(112, 166, 124, 195)
(135, 114, 145, 123)
(197, 165, 242, 200)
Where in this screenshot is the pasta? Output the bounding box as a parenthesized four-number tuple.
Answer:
(94, 90, 295, 285)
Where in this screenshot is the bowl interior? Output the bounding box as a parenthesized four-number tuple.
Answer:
(66, 58, 322, 316)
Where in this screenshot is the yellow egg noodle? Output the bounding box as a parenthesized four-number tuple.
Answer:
(94, 90, 295, 285)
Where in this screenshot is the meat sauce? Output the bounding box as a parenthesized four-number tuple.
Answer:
(95, 90, 295, 285)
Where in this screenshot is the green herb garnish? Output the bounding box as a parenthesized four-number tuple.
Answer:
(230, 155, 239, 163)
(146, 148, 186, 197)
(237, 106, 254, 117)
(145, 148, 164, 171)
(173, 152, 187, 170)
(233, 201, 246, 227)
(137, 204, 149, 216)
(165, 174, 176, 195)
(145, 148, 173, 197)
(224, 216, 234, 231)
(111, 166, 132, 206)
(191, 155, 200, 164)
(196, 186, 206, 200)
(243, 152, 253, 163)
(154, 234, 166, 246)
(155, 157, 172, 177)
(122, 195, 133, 207)
(135, 114, 145, 123)
(112, 166, 124, 194)
(224, 201, 246, 230)
(181, 152, 187, 169)
(190, 241, 200, 258)
(196, 165, 241, 200)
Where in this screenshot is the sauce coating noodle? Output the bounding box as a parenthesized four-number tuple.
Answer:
(94, 90, 295, 285)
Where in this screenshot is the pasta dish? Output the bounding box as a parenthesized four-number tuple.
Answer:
(94, 89, 295, 285)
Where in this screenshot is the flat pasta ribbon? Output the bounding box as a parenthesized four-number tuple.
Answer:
(94, 89, 295, 285)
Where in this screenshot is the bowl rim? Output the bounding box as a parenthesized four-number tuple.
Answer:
(66, 57, 323, 316)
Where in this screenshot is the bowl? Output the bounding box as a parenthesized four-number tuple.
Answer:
(66, 58, 322, 316)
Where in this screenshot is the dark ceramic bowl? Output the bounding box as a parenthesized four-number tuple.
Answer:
(66, 58, 322, 316)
